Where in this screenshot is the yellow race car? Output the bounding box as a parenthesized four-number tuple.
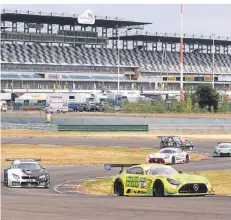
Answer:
(104, 163, 214, 197)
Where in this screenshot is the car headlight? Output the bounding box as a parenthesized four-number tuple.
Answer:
(12, 174, 20, 180)
(167, 178, 181, 185)
(39, 175, 46, 179)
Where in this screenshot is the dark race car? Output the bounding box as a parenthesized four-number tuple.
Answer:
(158, 136, 194, 150)
(4, 158, 50, 188)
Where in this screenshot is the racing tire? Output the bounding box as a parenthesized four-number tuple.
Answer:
(186, 154, 189, 163)
(171, 156, 176, 164)
(160, 142, 165, 149)
(114, 179, 124, 196)
(45, 180, 50, 188)
(57, 110, 60, 113)
(153, 180, 165, 197)
(4, 170, 8, 186)
(4, 175, 8, 186)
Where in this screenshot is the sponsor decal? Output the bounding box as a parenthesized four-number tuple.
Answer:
(167, 76, 176, 81)
(140, 178, 146, 188)
(126, 176, 139, 187)
(134, 190, 146, 194)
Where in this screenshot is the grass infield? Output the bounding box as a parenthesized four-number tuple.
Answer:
(1, 144, 206, 166)
(83, 170, 231, 195)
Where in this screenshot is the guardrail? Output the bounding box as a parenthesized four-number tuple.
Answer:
(1, 123, 58, 131)
(148, 124, 231, 132)
(58, 125, 149, 132)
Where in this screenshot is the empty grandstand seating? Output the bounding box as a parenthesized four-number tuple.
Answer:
(1, 43, 231, 74)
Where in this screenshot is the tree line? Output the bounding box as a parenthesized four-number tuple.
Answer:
(106, 84, 231, 113)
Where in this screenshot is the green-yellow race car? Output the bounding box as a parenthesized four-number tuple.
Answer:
(104, 163, 214, 197)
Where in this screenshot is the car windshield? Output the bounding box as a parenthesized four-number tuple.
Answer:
(219, 144, 231, 148)
(14, 162, 41, 170)
(145, 166, 178, 175)
(160, 149, 175, 153)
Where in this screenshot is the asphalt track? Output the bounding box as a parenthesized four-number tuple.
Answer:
(2, 137, 231, 220)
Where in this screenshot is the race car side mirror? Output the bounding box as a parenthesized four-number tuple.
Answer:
(178, 171, 183, 174)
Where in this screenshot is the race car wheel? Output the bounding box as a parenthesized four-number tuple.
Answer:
(153, 180, 165, 197)
(4, 170, 8, 186)
(160, 142, 165, 149)
(186, 154, 189, 163)
(57, 110, 60, 113)
(114, 179, 124, 196)
(171, 156, 176, 164)
(4, 176, 8, 186)
(45, 180, 50, 188)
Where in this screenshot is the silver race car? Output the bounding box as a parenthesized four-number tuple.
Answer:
(213, 142, 231, 157)
(4, 158, 50, 188)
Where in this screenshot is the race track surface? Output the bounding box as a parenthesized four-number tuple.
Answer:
(2, 137, 231, 220)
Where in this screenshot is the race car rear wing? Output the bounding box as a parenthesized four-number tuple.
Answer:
(217, 142, 231, 145)
(5, 158, 41, 162)
(104, 164, 139, 174)
(157, 136, 167, 138)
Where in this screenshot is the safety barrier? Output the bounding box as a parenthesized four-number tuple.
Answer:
(58, 125, 149, 132)
(1, 123, 58, 131)
(148, 124, 231, 132)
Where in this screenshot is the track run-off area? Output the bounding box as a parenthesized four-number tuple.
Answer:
(1, 136, 231, 220)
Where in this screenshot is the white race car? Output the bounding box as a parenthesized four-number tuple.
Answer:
(213, 142, 231, 157)
(3, 158, 50, 188)
(146, 148, 190, 164)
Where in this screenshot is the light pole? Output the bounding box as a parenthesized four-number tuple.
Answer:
(180, 4, 184, 103)
(117, 26, 143, 95)
(212, 34, 215, 89)
(117, 34, 120, 94)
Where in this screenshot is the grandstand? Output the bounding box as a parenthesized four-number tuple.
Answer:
(1, 9, 231, 93)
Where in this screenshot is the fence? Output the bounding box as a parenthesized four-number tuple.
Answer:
(148, 124, 231, 132)
(2, 115, 231, 125)
(1, 122, 58, 131)
(2, 122, 231, 132)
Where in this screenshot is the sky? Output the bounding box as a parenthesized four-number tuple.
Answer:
(2, 4, 231, 38)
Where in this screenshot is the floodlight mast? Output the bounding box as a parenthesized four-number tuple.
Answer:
(180, 4, 184, 103)
(212, 34, 215, 89)
(117, 26, 143, 95)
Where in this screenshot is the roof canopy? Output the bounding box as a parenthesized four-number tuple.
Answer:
(1, 13, 152, 28)
(110, 34, 231, 46)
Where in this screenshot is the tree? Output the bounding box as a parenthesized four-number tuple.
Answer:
(185, 96, 193, 113)
(194, 84, 219, 112)
(192, 102, 200, 113)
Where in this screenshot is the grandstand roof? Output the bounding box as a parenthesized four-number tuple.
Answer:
(110, 34, 231, 46)
(1, 13, 152, 28)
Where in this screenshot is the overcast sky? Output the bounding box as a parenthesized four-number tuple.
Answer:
(2, 4, 231, 38)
